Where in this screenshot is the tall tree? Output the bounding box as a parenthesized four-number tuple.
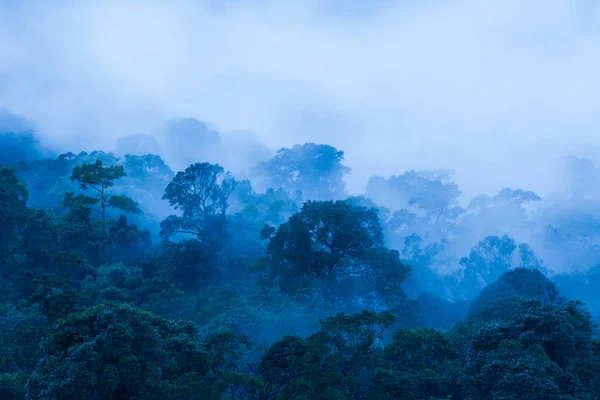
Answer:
(261, 200, 410, 305)
(69, 160, 141, 232)
(161, 162, 236, 246)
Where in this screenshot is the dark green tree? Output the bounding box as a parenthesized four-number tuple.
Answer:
(257, 311, 396, 399)
(262, 200, 410, 306)
(373, 328, 461, 400)
(0, 167, 29, 259)
(25, 303, 239, 399)
(469, 268, 563, 316)
(462, 299, 597, 400)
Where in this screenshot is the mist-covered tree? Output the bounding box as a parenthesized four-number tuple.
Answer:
(123, 154, 174, 188)
(366, 169, 462, 221)
(464, 188, 542, 248)
(255, 143, 351, 200)
(400, 233, 448, 298)
(456, 235, 548, 300)
(161, 162, 236, 247)
(553, 265, 600, 320)
(229, 180, 301, 226)
(4, 127, 600, 400)
(456, 235, 516, 300)
(0, 131, 53, 167)
(69, 160, 141, 231)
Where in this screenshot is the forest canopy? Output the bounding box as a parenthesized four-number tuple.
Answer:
(1, 127, 599, 400)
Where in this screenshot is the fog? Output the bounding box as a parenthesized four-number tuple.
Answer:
(2, 0, 600, 199)
(3, 4, 600, 395)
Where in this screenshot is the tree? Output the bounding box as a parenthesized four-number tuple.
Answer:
(0, 130, 53, 167)
(456, 236, 549, 300)
(69, 160, 140, 231)
(106, 215, 152, 266)
(366, 170, 462, 221)
(495, 188, 542, 204)
(373, 328, 461, 400)
(0, 303, 48, 386)
(256, 335, 319, 398)
(462, 299, 596, 400)
(255, 143, 350, 200)
(147, 239, 212, 291)
(261, 200, 410, 305)
(122, 154, 174, 196)
(257, 311, 396, 399)
(456, 235, 517, 299)
(0, 167, 29, 258)
(468, 268, 563, 317)
(161, 162, 236, 246)
(25, 303, 235, 399)
(399, 233, 449, 299)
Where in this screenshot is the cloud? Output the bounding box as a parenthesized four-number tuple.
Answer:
(1, 0, 599, 199)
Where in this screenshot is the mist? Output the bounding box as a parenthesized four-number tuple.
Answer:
(4, 2, 600, 397)
(2, 0, 600, 200)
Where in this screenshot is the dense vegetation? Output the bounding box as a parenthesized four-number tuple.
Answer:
(1, 120, 599, 399)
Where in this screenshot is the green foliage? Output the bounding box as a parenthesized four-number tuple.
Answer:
(0, 373, 26, 398)
(108, 194, 142, 214)
(455, 237, 550, 302)
(262, 200, 410, 307)
(69, 159, 140, 231)
(2, 142, 600, 399)
(470, 268, 562, 315)
(0, 303, 48, 376)
(373, 328, 461, 400)
(463, 299, 596, 400)
(25, 303, 228, 399)
(146, 239, 212, 291)
(106, 215, 151, 266)
(257, 311, 396, 399)
(0, 167, 29, 258)
(161, 162, 236, 247)
(71, 159, 126, 191)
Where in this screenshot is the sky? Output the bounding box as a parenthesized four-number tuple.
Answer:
(1, 0, 600, 200)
